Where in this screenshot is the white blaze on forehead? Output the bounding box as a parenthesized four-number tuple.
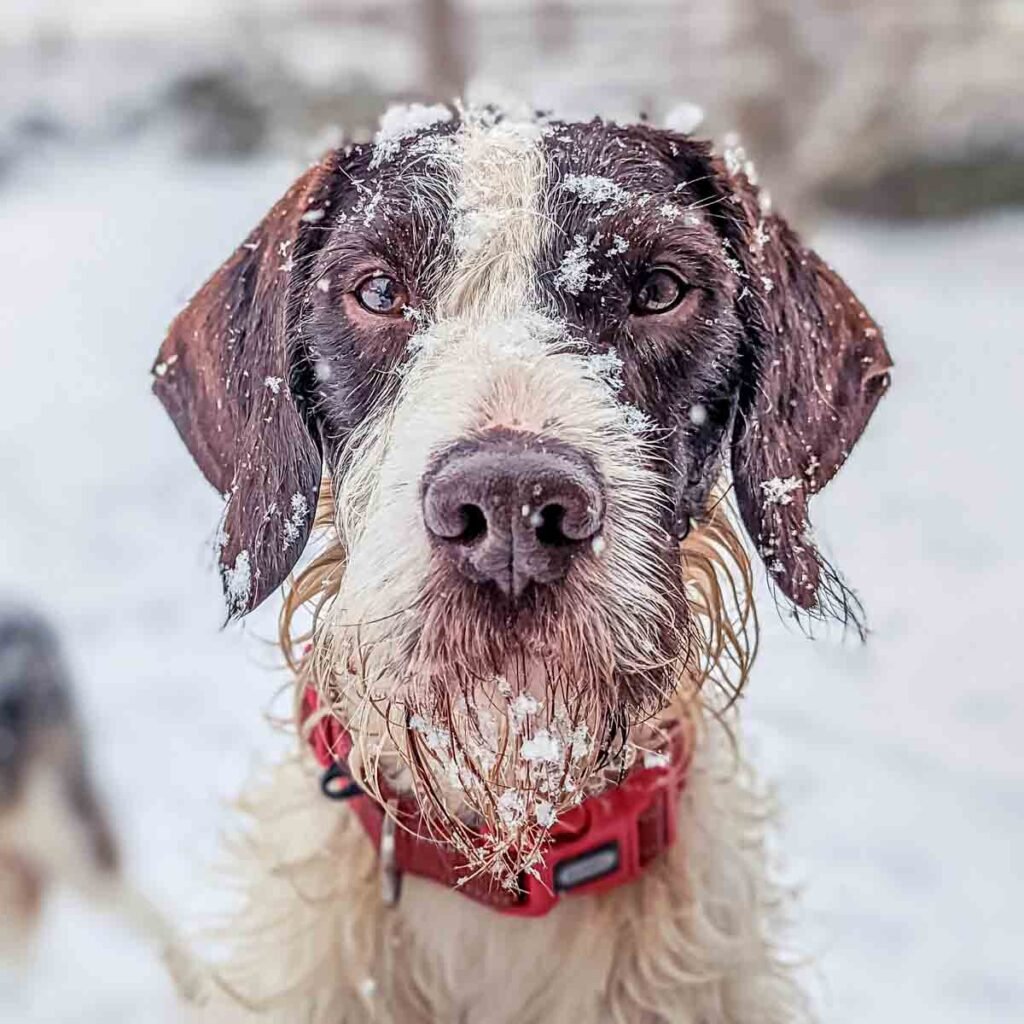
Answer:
(438, 108, 547, 322)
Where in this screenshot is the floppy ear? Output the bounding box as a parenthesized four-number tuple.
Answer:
(152, 153, 340, 617)
(690, 141, 892, 620)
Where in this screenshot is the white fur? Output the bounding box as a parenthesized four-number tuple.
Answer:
(323, 111, 676, 790)
(192, 107, 811, 1022)
(196, 717, 808, 1023)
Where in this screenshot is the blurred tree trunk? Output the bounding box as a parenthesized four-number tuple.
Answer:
(729, 0, 822, 220)
(537, 0, 573, 56)
(422, 0, 466, 102)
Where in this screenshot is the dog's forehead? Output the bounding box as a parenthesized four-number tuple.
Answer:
(323, 108, 716, 319)
(539, 122, 709, 262)
(353, 113, 689, 215)
(543, 120, 682, 189)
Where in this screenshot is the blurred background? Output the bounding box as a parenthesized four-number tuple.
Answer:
(0, 1, 1021, 1021)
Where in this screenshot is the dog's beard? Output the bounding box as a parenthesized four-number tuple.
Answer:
(317, 317, 696, 883)
(324, 555, 692, 886)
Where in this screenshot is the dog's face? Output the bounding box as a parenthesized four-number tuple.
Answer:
(154, 105, 890, 864)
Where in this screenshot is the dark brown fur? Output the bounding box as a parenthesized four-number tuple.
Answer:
(153, 112, 891, 629)
(539, 123, 891, 621)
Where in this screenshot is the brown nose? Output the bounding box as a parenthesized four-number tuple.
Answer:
(422, 435, 605, 598)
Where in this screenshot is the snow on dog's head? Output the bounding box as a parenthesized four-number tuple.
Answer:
(152, 102, 891, 876)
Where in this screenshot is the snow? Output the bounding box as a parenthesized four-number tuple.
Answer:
(642, 750, 670, 770)
(370, 102, 453, 169)
(663, 101, 704, 135)
(560, 173, 630, 210)
(221, 550, 252, 614)
(620, 404, 653, 436)
(496, 789, 527, 828)
(760, 475, 803, 506)
(688, 402, 708, 426)
(409, 712, 451, 755)
(509, 694, 541, 720)
(583, 348, 625, 394)
(554, 234, 595, 294)
(533, 800, 556, 827)
(519, 729, 562, 764)
(606, 234, 629, 256)
(152, 353, 177, 377)
(1, 140, 1022, 1023)
(281, 492, 309, 549)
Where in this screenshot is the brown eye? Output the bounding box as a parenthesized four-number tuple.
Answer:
(631, 268, 688, 315)
(355, 273, 407, 315)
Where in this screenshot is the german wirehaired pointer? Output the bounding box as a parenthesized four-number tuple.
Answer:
(153, 103, 891, 1022)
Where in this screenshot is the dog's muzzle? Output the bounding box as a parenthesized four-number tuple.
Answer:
(421, 432, 605, 598)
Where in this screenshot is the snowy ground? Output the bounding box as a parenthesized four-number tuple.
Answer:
(0, 139, 1021, 1023)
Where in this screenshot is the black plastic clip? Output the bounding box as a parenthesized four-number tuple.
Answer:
(320, 760, 363, 801)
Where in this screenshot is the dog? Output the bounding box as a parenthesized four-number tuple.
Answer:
(0, 605, 122, 959)
(0, 606, 203, 999)
(153, 102, 891, 1023)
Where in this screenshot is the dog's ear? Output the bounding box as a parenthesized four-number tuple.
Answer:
(152, 153, 340, 617)
(688, 140, 892, 620)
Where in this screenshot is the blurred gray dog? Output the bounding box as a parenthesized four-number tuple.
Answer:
(0, 606, 118, 954)
(0, 605, 203, 998)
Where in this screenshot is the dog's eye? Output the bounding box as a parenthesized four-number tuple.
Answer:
(631, 268, 688, 315)
(355, 273, 407, 316)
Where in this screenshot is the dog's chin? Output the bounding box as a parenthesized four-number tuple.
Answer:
(385, 565, 688, 876)
(410, 555, 688, 713)
(331, 555, 691, 884)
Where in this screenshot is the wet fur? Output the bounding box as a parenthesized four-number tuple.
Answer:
(153, 104, 892, 1022)
(203, 510, 807, 1023)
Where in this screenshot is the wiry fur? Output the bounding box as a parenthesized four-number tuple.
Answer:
(153, 102, 891, 1023)
(202, 511, 810, 1023)
(299, 109, 697, 878)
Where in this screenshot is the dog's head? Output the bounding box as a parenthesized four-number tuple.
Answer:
(154, 105, 890, 867)
(0, 607, 74, 808)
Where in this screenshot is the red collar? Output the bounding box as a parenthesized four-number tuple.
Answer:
(301, 685, 691, 916)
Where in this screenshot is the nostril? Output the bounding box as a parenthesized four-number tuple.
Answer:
(456, 503, 488, 544)
(423, 483, 490, 544)
(534, 503, 569, 547)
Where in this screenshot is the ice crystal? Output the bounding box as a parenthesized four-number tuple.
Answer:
(554, 234, 594, 294)
(761, 476, 802, 506)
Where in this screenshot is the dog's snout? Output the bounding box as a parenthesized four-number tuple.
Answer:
(422, 435, 605, 598)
